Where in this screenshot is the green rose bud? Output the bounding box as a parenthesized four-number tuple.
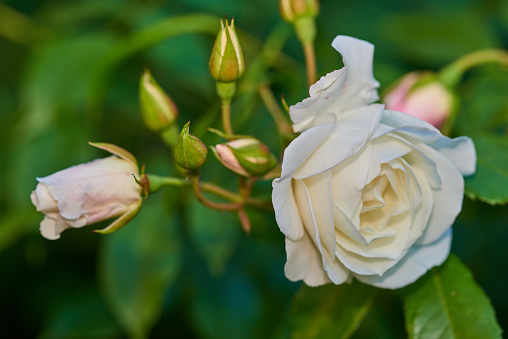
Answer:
(139, 69, 178, 132)
(209, 18, 245, 83)
(211, 138, 277, 177)
(174, 122, 207, 173)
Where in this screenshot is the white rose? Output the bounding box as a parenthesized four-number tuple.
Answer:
(272, 36, 476, 289)
(31, 155, 143, 240)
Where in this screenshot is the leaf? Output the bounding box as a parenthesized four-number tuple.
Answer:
(465, 135, 508, 205)
(99, 195, 183, 339)
(290, 281, 377, 339)
(404, 254, 501, 339)
(187, 198, 241, 275)
(40, 287, 122, 339)
(190, 270, 263, 339)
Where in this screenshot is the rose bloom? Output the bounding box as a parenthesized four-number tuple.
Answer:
(31, 156, 142, 240)
(272, 36, 476, 289)
(383, 72, 454, 128)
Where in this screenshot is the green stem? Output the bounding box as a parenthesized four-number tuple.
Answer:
(221, 99, 233, 135)
(302, 42, 317, 87)
(258, 84, 295, 141)
(201, 182, 240, 202)
(439, 49, 508, 88)
(216, 81, 236, 135)
(146, 174, 273, 211)
(191, 176, 241, 211)
(146, 174, 189, 193)
(0, 3, 53, 46)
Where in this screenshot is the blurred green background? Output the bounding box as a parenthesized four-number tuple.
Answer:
(1, 0, 507, 337)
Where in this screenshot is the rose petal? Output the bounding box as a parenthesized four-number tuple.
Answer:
(273, 119, 336, 240)
(284, 237, 332, 287)
(429, 136, 476, 176)
(294, 104, 384, 179)
(354, 228, 452, 289)
(415, 145, 464, 245)
(331, 35, 379, 90)
(303, 171, 350, 284)
(335, 241, 403, 276)
(290, 36, 379, 132)
(40, 216, 60, 240)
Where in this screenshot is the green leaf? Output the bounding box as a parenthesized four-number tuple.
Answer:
(99, 195, 183, 339)
(290, 281, 377, 339)
(40, 287, 122, 339)
(187, 198, 241, 275)
(465, 135, 508, 205)
(404, 254, 501, 339)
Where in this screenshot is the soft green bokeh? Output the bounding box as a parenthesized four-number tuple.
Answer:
(1, 0, 507, 337)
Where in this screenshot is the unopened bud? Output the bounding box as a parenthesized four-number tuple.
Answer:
(174, 122, 207, 173)
(279, 0, 319, 23)
(209, 18, 245, 83)
(212, 138, 277, 177)
(383, 72, 456, 128)
(139, 69, 178, 132)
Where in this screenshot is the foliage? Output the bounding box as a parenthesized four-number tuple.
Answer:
(1, 0, 507, 338)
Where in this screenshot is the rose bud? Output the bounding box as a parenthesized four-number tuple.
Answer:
(139, 68, 178, 132)
(209, 18, 244, 83)
(212, 138, 278, 177)
(273, 36, 476, 289)
(279, 0, 319, 23)
(31, 142, 147, 240)
(174, 122, 208, 173)
(383, 72, 456, 129)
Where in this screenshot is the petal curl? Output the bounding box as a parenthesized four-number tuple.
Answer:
(290, 36, 379, 132)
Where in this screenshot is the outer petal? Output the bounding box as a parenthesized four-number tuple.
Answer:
(303, 171, 350, 284)
(285, 237, 332, 287)
(40, 216, 60, 240)
(273, 118, 336, 240)
(331, 35, 379, 90)
(429, 136, 476, 176)
(415, 145, 464, 245)
(374, 109, 476, 176)
(294, 104, 384, 179)
(290, 36, 379, 132)
(355, 229, 452, 289)
(31, 183, 59, 215)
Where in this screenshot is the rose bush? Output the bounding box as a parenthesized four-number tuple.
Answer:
(31, 145, 144, 240)
(272, 36, 476, 289)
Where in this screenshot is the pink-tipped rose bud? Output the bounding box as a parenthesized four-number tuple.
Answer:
(31, 143, 145, 240)
(383, 72, 455, 128)
(212, 138, 277, 177)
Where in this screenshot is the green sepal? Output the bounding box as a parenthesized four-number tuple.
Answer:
(89, 141, 138, 169)
(94, 200, 143, 235)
